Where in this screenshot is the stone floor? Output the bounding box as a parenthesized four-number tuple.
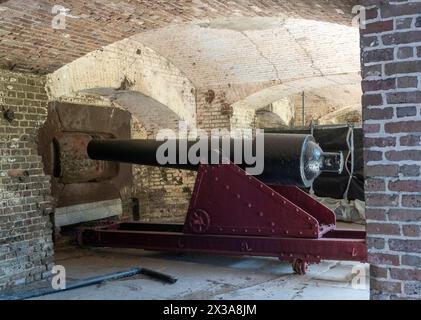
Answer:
(27, 222, 369, 300)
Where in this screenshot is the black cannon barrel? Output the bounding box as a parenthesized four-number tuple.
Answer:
(87, 134, 343, 188)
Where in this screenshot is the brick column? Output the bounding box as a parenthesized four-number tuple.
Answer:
(361, 0, 421, 299)
(0, 70, 54, 290)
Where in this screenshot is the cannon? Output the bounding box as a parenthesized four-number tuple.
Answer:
(87, 134, 343, 188)
(79, 134, 367, 274)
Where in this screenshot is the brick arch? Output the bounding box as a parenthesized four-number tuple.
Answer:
(254, 98, 296, 129)
(46, 40, 197, 127)
(229, 73, 362, 129)
(79, 89, 183, 137)
(318, 105, 362, 125)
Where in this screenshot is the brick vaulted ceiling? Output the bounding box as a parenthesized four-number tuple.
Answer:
(0, 0, 360, 75)
(137, 18, 360, 87)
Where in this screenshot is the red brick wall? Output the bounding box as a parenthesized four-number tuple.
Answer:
(361, 0, 421, 299)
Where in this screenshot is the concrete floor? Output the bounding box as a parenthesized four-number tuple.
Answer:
(29, 222, 369, 300)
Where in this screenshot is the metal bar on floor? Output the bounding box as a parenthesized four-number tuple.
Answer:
(0, 268, 143, 300)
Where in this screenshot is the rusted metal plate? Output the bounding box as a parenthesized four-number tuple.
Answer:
(183, 164, 335, 239)
(80, 223, 367, 264)
(38, 102, 132, 208)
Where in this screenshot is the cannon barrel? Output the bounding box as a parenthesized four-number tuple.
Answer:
(87, 134, 343, 188)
